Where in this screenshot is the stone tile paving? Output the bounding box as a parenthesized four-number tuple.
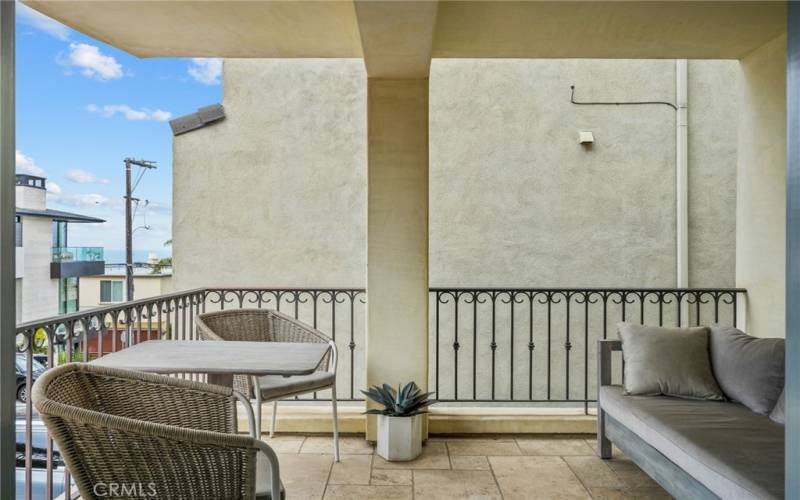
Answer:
(258, 434, 672, 499)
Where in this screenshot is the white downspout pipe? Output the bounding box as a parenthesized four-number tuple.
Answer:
(676, 60, 689, 288)
(676, 60, 689, 324)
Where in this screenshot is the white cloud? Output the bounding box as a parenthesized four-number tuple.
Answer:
(46, 181, 62, 195)
(87, 104, 172, 122)
(65, 168, 109, 184)
(17, 3, 70, 41)
(187, 58, 222, 85)
(15, 150, 45, 176)
(64, 43, 123, 81)
(55, 193, 111, 207)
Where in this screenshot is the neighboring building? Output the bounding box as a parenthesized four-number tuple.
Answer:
(171, 58, 737, 292)
(15, 174, 106, 323)
(78, 263, 172, 311)
(77, 263, 172, 356)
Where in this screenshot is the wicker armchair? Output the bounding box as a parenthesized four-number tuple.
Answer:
(196, 309, 339, 461)
(32, 363, 283, 500)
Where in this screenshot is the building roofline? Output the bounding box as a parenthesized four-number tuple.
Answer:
(16, 208, 105, 224)
(170, 104, 225, 136)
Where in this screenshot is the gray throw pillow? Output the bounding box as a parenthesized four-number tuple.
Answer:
(617, 322, 724, 400)
(770, 389, 785, 424)
(709, 324, 784, 415)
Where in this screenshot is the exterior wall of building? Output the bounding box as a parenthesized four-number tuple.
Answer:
(174, 58, 737, 290)
(171, 59, 367, 291)
(78, 274, 172, 310)
(688, 60, 739, 287)
(17, 215, 58, 323)
(15, 278, 21, 322)
(15, 184, 57, 322)
(16, 184, 45, 211)
(736, 35, 787, 338)
(429, 59, 737, 288)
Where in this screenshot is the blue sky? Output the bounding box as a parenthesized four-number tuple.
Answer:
(16, 4, 221, 261)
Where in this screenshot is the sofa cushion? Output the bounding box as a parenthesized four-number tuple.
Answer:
(770, 389, 785, 424)
(600, 385, 784, 500)
(617, 323, 724, 400)
(709, 324, 784, 415)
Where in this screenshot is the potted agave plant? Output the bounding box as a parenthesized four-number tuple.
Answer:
(362, 382, 434, 461)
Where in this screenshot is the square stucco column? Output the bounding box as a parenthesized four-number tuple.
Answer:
(736, 34, 787, 337)
(366, 79, 429, 440)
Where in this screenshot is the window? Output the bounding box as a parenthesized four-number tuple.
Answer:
(100, 280, 124, 303)
(59, 277, 79, 314)
(52, 221, 67, 248)
(15, 216, 21, 247)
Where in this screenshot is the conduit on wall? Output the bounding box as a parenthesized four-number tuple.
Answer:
(570, 63, 690, 291)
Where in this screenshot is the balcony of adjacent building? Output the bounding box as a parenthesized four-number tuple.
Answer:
(49, 247, 105, 280)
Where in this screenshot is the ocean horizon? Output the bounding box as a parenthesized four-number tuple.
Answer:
(103, 249, 171, 264)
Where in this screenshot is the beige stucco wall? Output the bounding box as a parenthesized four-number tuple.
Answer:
(429, 59, 737, 288)
(175, 58, 738, 290)
(171, 59, 367, 291)
(736, 35, 787, 337)
(688, 60, 739, 287)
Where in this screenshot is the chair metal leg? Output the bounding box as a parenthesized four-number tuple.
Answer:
(253, 376, 262, 438)
(270, 401, 278, 438)
(331, 384, 340, 462)
(255, 399, 262, 438)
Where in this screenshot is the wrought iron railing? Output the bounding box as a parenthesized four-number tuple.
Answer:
(15, 285, 747, 499)
(430, 288, 746, 409)
(14, 287, 365, 500)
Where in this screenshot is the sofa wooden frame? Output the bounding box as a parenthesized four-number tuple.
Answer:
(596, 339, 719, 500)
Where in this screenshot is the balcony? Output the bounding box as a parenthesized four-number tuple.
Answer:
(15, 285, 741, 499)
(49, 247, 105, 280)
(6, 1, 799, 499)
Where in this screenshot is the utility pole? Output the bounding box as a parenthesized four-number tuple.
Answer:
(124, 158, 156, 301)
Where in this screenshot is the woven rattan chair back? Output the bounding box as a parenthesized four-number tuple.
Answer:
(32, 363, 263, 500)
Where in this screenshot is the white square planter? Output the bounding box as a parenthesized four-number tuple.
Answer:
(376, 414, 423, 461)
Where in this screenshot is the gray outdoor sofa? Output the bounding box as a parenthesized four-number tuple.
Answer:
(597, 339, 785, 500)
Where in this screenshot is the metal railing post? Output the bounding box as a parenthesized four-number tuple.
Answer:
(0, 2, 15, 498)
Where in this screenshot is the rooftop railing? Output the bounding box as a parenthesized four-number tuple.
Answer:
(50, 247, 104, 263)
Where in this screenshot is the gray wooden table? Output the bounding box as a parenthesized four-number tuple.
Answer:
(91, 340, 330, 387)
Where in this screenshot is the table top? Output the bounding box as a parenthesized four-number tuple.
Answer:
(91, 340, 330, 376)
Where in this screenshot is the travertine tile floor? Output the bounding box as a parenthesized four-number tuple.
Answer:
(262, 434, 672, 499)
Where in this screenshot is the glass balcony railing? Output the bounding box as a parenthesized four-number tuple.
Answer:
(51, 246, 104, 263)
